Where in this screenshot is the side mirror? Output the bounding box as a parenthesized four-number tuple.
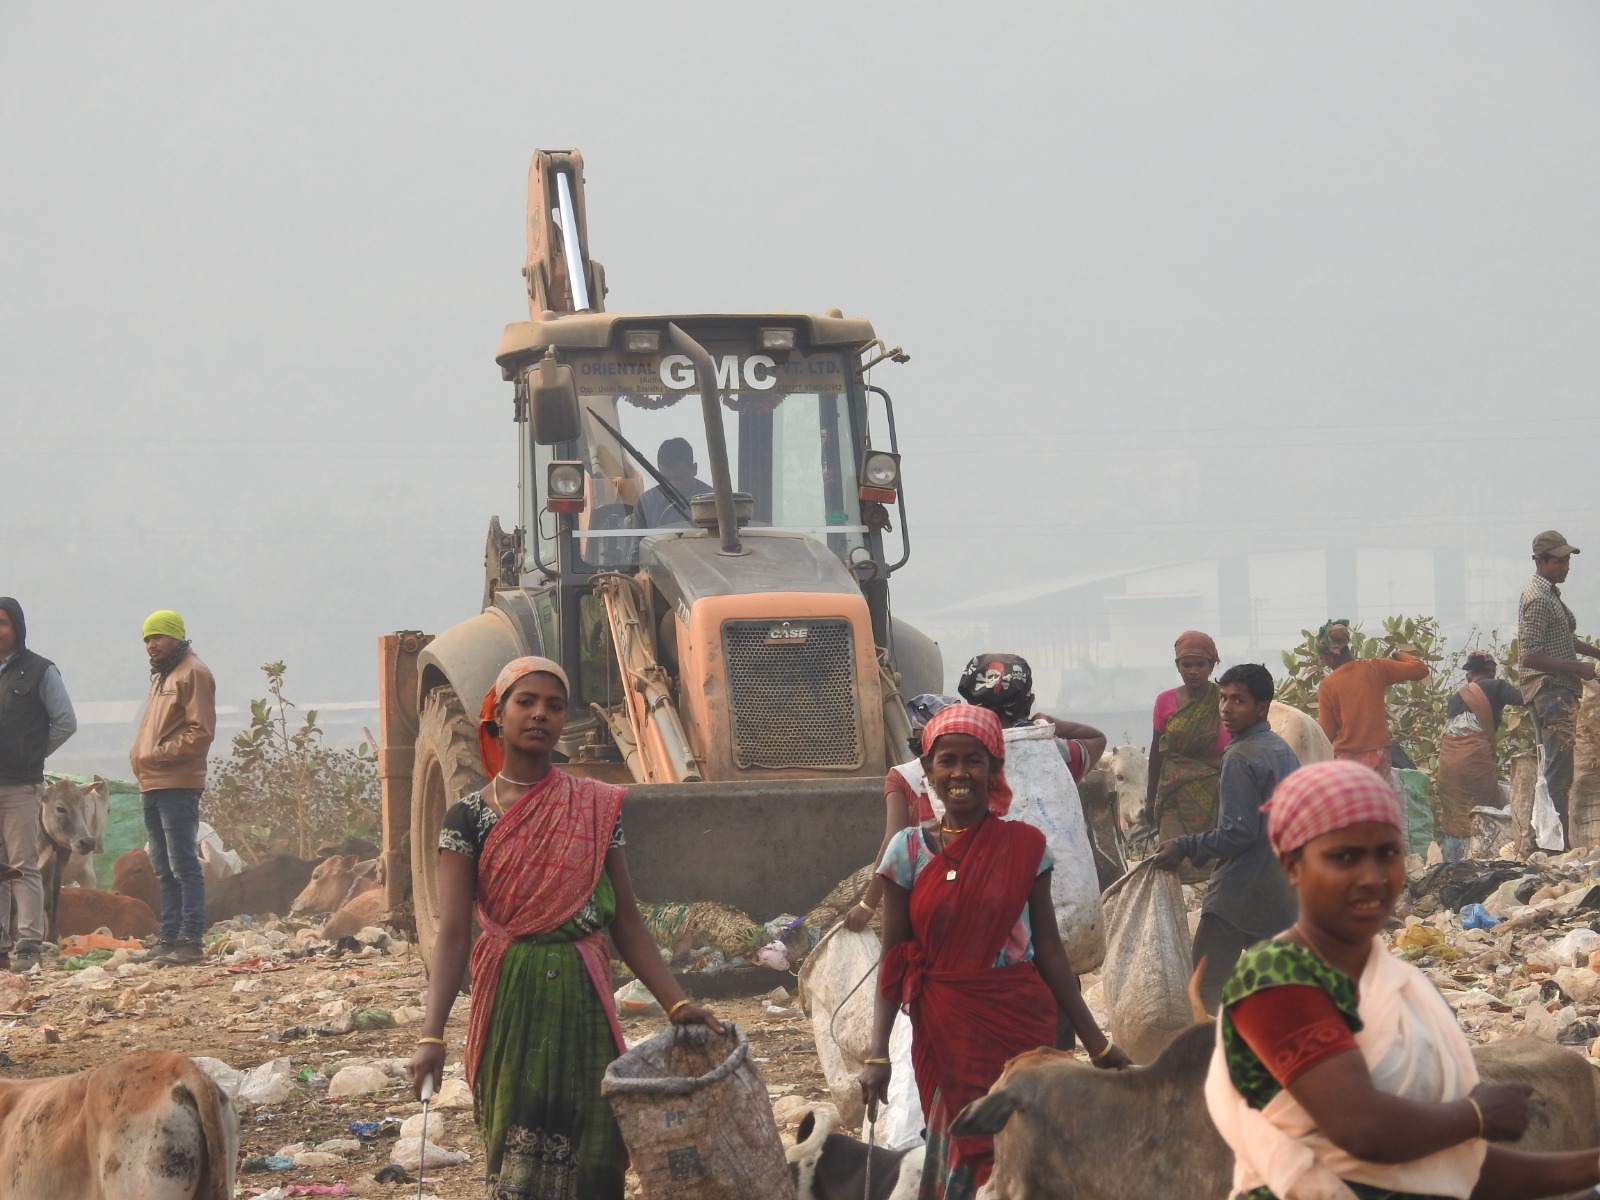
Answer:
(527, 349, 581, 446)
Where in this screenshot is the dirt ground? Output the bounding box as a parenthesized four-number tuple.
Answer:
(0, 936, 832, 1198)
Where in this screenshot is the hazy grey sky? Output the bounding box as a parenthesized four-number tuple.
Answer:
(5, 3, 1600, 724)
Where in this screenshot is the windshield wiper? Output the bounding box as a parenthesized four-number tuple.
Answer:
(584, 410, 693, 522)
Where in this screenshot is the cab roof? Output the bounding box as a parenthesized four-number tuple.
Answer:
(495, 310, 879, 373)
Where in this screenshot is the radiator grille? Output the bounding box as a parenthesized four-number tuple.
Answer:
(721, 618, 861, 769)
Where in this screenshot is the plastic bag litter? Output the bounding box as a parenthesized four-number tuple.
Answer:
(1551, 928, 1600, 967)
(238, 1058, 294, 1109)
(1461, 904, 1500, 930)
(390, 1136, 471, 1171)
(1099, 861, 1194, 1064)
(1535, 751, 1566, 853)
(614, 978, 663, 1016)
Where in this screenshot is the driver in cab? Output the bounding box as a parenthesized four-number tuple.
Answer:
(634, 438, 710, 528)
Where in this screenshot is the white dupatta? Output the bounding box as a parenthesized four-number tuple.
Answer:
(1204, 938, 1487, 1200)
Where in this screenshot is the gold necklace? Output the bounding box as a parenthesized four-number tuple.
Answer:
(496, 771, 541, 788)
(936, 814, 983, 880)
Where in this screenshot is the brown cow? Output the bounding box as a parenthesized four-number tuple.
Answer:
(290, 854, 378, 916)
(0, 1050, 236, 1198)
(323, 888, 387, 941)
(111, 848, 162, 916)
(204, 853, 316, 924)
(954, 1024, 1600, 1200)
(55, 888, 159, 940)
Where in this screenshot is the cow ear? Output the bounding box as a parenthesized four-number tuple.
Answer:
(949, 1089, 1019, 1138)
(340, 854, 357, 869)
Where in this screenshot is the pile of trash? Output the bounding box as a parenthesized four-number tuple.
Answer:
(1397, 845, 1600, 1050)
(629, 865, 877, 979)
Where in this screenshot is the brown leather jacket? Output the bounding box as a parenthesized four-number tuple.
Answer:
(130, 651, 216, 790)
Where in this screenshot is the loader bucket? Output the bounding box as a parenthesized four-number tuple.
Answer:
(620, 778, 885, 919)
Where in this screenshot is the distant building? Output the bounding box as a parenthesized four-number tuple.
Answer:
(906, 546, 1556, 743)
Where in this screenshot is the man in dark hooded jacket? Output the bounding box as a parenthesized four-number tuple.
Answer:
(0, 598, 77, 973)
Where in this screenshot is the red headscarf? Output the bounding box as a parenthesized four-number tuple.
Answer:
(1266, 760, 1405, 854)
(920, 704, 1013, 816)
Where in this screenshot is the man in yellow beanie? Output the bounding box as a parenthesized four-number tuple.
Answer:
(130, 610, 216, 966)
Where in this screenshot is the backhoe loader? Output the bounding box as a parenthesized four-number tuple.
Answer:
(376, 150, 940, 964)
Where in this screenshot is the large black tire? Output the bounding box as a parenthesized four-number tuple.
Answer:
(410, 686, 486, 975)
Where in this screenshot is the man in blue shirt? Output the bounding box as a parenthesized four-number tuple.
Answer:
(1152, 662, 1300, 1013)
(635, 438, 710, 529)
(0, 597, 78, 974)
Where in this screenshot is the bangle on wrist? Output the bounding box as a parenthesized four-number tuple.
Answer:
(1090, 1040, 1116, 1062)
(856, 900, 876, 915)
(416, 1036, 446, 1047)
(1466, 1096, 1485, 1139)
(863, 1057, 890, 1065)
(668, 998, 694, 1018)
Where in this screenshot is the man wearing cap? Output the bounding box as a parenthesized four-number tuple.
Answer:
(0, 598, 77, 973)
(1517, 531, 1599, 834)
(130, 610, 216, 966)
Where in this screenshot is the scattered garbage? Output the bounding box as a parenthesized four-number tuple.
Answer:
(614, 978, 663, 1016)
(391, 1136, 471, 1171)
(753, 940, 793, 970)
(1461, 903, 1500, 929)
(373, 1163, 413, 1184)
(241, 1154, 296, 1172)
(327, 1063, 390, 1097)
(238, 1058, 295, 1109)
(350, 1117, 403, 1142)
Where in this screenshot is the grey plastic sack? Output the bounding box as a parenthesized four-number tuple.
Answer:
(1099, 860, 1194, 1064)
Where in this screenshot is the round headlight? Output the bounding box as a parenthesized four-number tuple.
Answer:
(548, 465, 584, 497)
(862, 451, 900, 489)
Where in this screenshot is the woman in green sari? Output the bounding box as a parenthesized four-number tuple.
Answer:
(1145, 631, 1230, 848)
(407, 657, 722, 1199)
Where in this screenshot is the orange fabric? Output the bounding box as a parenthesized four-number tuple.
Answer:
(1315, 655, 1427, 754)
(1230, 984, 1358, 1087)
(60, 933, 144, 955)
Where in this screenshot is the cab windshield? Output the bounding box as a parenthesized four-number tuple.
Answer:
(538, 343, 866, 569)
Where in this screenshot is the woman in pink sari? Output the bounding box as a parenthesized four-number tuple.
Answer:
(407, 657, 721, 1200)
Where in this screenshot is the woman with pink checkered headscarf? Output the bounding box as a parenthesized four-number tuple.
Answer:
(1204, 761, 1600, 1200)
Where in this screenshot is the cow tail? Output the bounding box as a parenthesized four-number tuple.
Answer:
(185, 1065, 239, 1200)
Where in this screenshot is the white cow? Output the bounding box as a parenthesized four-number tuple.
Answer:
(58, 776, 109, 891)
(1268, 700, 1333, 765)
(1091, 745, 1148, 833)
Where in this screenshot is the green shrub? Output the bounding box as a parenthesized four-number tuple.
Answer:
(208, 661, 378, 861)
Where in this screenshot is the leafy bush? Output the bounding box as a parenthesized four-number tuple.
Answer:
(1275, 615, 1537, 776)
(208, 661, 379, 861)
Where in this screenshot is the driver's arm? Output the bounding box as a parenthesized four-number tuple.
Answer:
(609, 470, 643, 507)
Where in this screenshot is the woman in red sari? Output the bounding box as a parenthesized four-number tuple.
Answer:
(858, 705, 1129, 1199)
(406, 657, 721, 1200)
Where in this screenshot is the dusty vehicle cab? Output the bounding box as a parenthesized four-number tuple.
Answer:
(378, 151, 939, 964)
